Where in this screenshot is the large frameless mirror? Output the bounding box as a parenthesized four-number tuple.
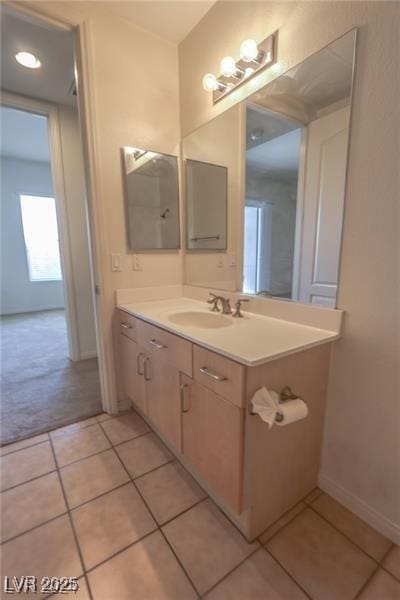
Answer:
(183, 29, 356, 306)
(122, 147, 180, 250)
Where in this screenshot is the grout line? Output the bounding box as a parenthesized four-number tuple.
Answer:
(263, 546, 314, 600)
(0, 467, 57, 494)
(160, 496, 208, 529)
(308, 504, 382, 565)
(69, 481, 131, 512)
(257, 503, 308, 546)
(97, 420, 201, 599)
(199, 545, 261, 598)
(132, 456, 177, 481)
(48, 434, 94, 600)
(0, 436, 50, 457)
(354, 543, 398, 598)
(1, 510, 68, 546)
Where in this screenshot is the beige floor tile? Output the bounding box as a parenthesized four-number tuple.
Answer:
(259, 502, 306, 545)
(136, 461, 207, 524)
(1, 515, 82, 598)
(52, 424, 110, 467)
(72, 483, 156, 569)
(101, 411, 150, 445)
(205, 548, 308, 600)
(303, 487, 322, 504)
(162, 498, 259, 595)
(0, 433, 49, 456)
(60, 450, 129, 508)
(266, 508, 376, 600)
(88, 530, 197, 600)
(383, 545, 400, 580)
(50, 417, 98, 438)
(1, 472, 66, 542)
(50, 577, 90, 599)
(96, 412, 113, 423)
(0, 442, 55, 491)
(116, 432, 173, 478)
(358, 568, 400, 600)
(311, 493, 392, 561)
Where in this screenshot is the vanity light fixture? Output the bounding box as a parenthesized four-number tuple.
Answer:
(15, 51, 41, 69)
(202, 32, 276, 104)
(202, 73, 226, 92)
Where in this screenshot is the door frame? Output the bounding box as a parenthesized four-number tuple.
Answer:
(4, 1, 117, 414)
(1, 91, 81, 362)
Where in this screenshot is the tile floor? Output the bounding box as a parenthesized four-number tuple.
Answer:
(1, 410, 399, 599)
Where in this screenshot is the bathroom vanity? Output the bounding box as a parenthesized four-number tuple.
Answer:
(115, 292, 341, 540)
(114, 30, 356, 540)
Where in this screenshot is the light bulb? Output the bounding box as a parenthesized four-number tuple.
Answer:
(202, 73, 219, 91)
(244, 67, 255, 78)
(240, 39, 259, 62)
(220, 56, 237, 77)
(15, 51, 41, 69)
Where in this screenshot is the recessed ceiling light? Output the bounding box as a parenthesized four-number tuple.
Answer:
(15, 51, 41, 69)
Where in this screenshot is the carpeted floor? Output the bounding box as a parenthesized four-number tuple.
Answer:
(0, 309, 102, 445)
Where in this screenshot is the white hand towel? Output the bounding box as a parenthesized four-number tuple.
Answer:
(251, 387, 280, 429)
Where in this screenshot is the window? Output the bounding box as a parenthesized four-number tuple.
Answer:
(20, 194, 62, 282)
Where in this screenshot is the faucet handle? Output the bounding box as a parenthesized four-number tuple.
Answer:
(233, 298, 250, 318)
(207, 293, 220, 312)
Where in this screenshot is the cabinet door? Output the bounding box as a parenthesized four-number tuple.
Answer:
(120, 334, 146, 414)
(145, 354, 181, 452)
(181, 375, 244, 513)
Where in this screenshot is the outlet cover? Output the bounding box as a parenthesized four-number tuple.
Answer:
(132, 254, 143, 271)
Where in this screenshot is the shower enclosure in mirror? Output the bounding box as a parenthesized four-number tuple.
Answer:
(122, 148, 180, 250)
(183, 29, 356, 307)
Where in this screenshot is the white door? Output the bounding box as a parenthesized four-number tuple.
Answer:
(297, 106, 350, 306)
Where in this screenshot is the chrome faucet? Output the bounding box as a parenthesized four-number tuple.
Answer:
(233, 298, 250, 318)
(207, 293, 232, 315)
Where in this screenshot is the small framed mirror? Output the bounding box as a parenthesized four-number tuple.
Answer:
(186, 158, 227, 250)
(122, 147, 180, 250)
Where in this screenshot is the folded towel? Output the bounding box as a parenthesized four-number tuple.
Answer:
(251, 387, 280, 429)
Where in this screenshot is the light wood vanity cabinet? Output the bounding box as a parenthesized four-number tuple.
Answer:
(181, 374, 244, 512)
(116, 308, 331, 541)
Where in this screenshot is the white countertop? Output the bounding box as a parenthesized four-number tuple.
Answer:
(117, 297, 340, 367)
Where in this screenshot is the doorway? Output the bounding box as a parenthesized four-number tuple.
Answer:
(0, 8, 102, 445)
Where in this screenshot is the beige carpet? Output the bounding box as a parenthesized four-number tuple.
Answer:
(0, 309, 102, 445)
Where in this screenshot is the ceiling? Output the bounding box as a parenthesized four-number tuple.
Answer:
(246, 129, 302, 178)
(99, 1, 215, 43)
(0, 105, 50, 163)
(251, 30, 355, 124)
(1, 6, 76, 106)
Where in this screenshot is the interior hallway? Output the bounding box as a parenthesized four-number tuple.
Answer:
(0, 309, 102, 445)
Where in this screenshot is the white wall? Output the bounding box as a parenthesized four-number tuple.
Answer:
(28, 1, 181, 408)
(179, 2, 400, 541)
(0, 156, 65, 314)
(58, 105, 97, 359)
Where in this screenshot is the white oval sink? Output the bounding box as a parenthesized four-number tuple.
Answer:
(168, 311, 232, 329)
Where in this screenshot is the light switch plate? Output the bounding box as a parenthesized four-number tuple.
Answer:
(216, 255, 224, 269)
(111, 253, 122, 272)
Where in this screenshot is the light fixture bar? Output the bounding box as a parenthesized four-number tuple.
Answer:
(208, 32, 277, 104)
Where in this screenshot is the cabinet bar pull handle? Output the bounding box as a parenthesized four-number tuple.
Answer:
(149, 339, 167, 350)
(199, 366, 227, 382)
(136, 352, 144, 376)
(144, 357, 151, 381)
(180, 383, 189, 413)
(121, 322, 132, 330)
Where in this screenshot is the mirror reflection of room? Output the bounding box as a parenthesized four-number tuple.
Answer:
(183, 30, 355, 308)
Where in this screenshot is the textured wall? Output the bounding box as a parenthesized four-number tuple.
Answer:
(179, 1, 400, 539)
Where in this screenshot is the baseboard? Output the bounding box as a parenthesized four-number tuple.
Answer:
(318, 473, 400, 544)
(79, 350, 97, 360)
